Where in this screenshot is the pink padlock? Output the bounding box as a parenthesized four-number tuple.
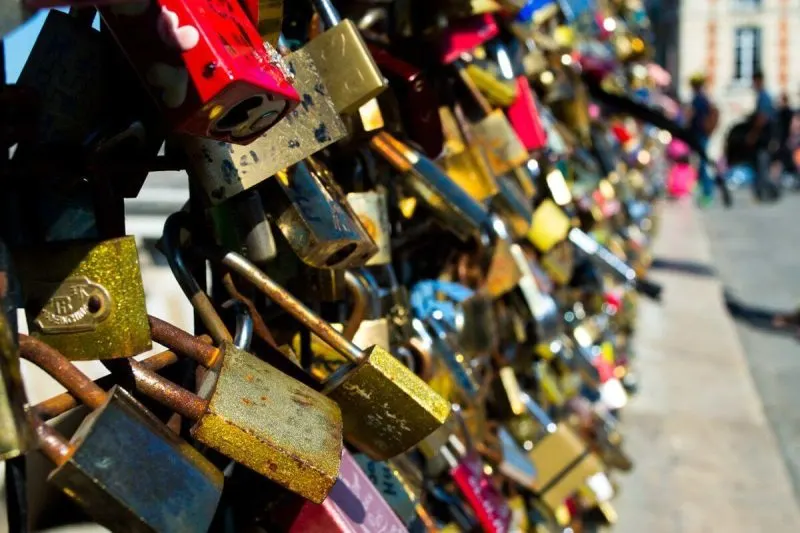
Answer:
(438, 14, 500, 65)
(287, 450, 409, 533)
(99, 0, 299, 145)
(442, 437, 511, 533)
(507, 76, 548, 151)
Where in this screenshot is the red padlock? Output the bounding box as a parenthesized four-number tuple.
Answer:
(507, 76, 548, 151)
(438, 14, 500, 65)
(99, 0, 299, 144)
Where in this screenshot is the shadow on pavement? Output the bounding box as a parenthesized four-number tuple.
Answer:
(724, 290, 799, 339)
(651, 258, 717, 278)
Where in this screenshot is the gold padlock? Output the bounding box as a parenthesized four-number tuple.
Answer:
(509, 393, 606, 511)
(437, 105, 500, 203)
(528, 199, 572, 253)
(214, 248, 451, 459)
(14, 237, 151, 360)
(180, 42, 348, 204)
(464, 63, 518, 107)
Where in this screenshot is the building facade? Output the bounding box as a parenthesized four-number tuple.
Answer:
(678, 0, 800, 156)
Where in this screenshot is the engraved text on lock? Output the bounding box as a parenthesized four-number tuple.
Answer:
(33, 277, 113, 334)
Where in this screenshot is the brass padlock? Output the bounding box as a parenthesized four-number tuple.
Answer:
(138, 318, 344, 504)
(0, 305, 31, 460)
(454, 60, 528, 175)
(269, 157, 379, 269)
(509, 393, 606, 511)
(180, 38, 348, 204)
(211, 247, 451, 459)
(21, 335, 223, 532)
(463, 63, 518, 107)
(437, 105, 500, 203)
(14, 236, 151, 360)
(370, 132, 490, 241)
(303, 0, 388, 114)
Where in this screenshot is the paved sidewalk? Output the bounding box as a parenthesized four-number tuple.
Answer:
(614, 200, 800, 532)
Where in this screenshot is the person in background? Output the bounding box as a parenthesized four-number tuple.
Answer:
(686, 73, 719, 206)
(747, 71, 778, 201)
(776, 93, 797, 180)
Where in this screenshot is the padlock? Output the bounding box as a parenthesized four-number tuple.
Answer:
(99, 0, 300, 144)
(370, 131, 490, 241)
(0, 305, 31, 461)
(508, 393, 606, 512)
(440, 434, 512, 533)
(367, 44, 444, 158)
(477, 425, 538, 491)
(514, 0, 560, 28)
(20, 335, 223, 532)
(268, 157, 379, 269)
(463, 63, 517, 108)
(528, 199, 572, 254)
(301, 0, 388, 115)
(207, 245, 452, 459)
(491, 176, 533, 242)
(134, 317, 344, 503)
(345, 188, 392, 266)
(437, 105, 500, 203)
(13, 236, 151, 360)
(180, 35, 347, 204)
(354, 453, 425, 528)
(454, 60, 529, 176)
(438, 13, 499, 65)
(283, 449, 409, 532)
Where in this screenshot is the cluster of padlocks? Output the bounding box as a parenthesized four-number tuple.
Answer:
(1, 0, 675, 531)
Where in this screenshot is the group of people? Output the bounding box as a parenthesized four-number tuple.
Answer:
(677, 72, 798, 204)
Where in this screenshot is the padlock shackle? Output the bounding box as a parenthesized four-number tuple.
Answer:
(19, 336, 107, 411)
(342, 271, 368, 341)
(453, 60, 493, 117)
(127, 360, 207, 421)
(162, 213, 234, 345)
(148, 316, 221, 369)
(31, 412, 74, 467)
(370, 133, 414, 173)
(209, 248, 363, 363)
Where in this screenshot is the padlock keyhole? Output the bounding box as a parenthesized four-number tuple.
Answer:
(87, 294, 103, 315)
(325, 244, 357, 267)
(215, 96, 265, 132)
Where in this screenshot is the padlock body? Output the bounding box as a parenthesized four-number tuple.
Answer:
(508, 76, 548, 151)
(272, 160, 378, 269)
(528, 199, 572, 253)
(183, 49, 347, 204)
(450, 454, 512, 533)
(354, 454, 423, 527)
(99, 0, 299, 144)
(302, 19, 387, 114)
(15, 237, 151, 360)
(325, 345, 451, 460)
(438, 107, 499, 203)
(472, 110, 529, 175)
(438, 14, 499, 64)
(287, 449, 408, 532)
(49, 386, 223, 533)
(193, 343, 343, 503)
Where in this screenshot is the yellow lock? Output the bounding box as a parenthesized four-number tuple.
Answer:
(14, 237, 151, 360)
(464, 64, 518, 107)
(528, 200, 572, 253)
(437, 106, 500, 203)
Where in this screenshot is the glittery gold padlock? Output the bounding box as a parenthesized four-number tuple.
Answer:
(14, 237, 151, 361)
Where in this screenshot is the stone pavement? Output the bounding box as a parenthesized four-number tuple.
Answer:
(614, 200, 800, 532)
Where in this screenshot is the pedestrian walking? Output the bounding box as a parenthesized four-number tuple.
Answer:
(776, 93, 797, 181)
(746, 71, 779, 201)
(686, 73, 719, 206)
